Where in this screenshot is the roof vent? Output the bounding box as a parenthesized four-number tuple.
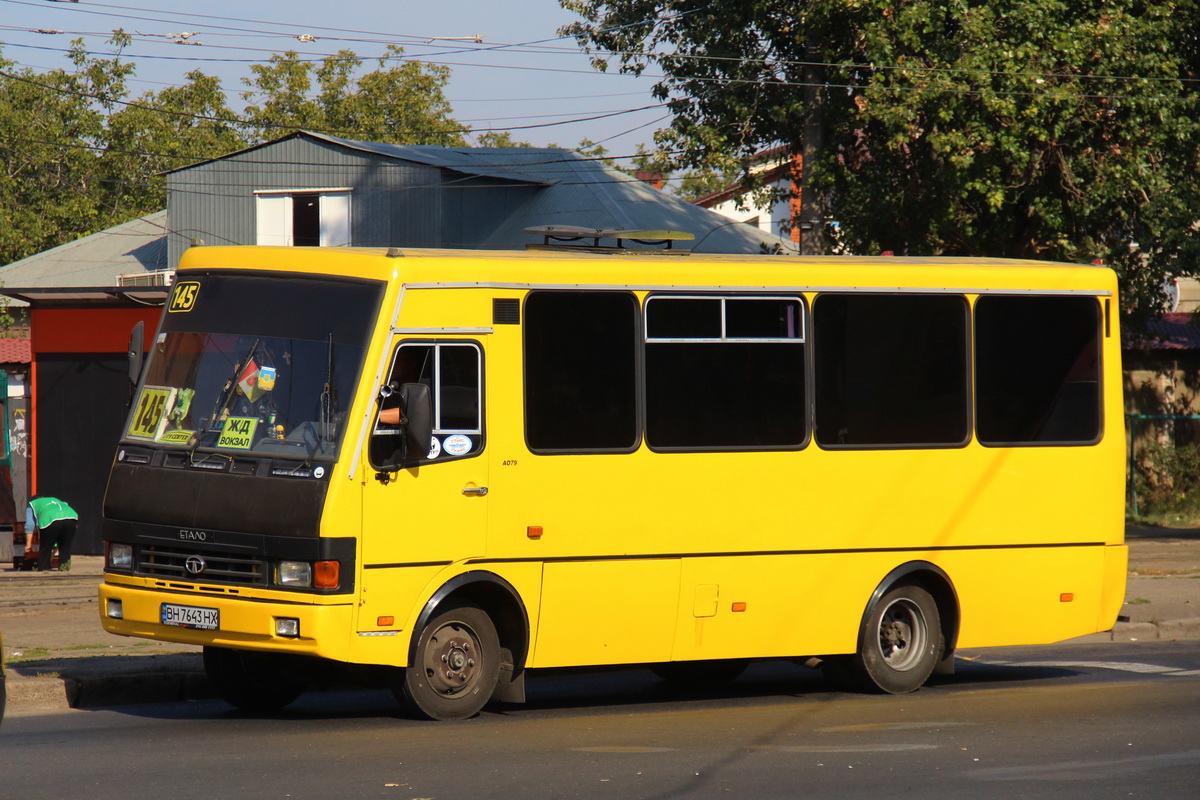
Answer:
(523, 225, 693, 255)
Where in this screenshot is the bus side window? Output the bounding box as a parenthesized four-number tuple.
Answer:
(644, 295, 806, 449)
(370, 342, 483, 466)
(524, 291, 639, 452)
(813, 293, 970, 448)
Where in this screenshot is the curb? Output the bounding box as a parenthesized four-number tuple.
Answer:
(4, 667, 212, 714)
(6, 619, 1200, 714)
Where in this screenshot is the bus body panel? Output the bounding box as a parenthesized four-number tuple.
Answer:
(99, 245, 1126, 700)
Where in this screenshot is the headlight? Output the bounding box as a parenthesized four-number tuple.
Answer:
(276, 560, 312, 587)
(108, 542, 133, 570)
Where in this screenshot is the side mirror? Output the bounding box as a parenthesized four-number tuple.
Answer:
(127, 321, 145, 386)
(398, 383, 432, 463)
(374, 382, 433, 479)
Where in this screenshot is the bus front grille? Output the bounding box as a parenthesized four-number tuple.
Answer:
(138, 545, 267, 586)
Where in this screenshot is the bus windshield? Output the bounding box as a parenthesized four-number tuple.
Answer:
(124, 273, 383, 460)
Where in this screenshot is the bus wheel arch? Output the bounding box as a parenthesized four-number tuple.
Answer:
(401, 571, 529, 719)
(826, 561, 960, 694)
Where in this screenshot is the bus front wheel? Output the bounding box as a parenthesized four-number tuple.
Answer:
(397, 601, 500, 721)
(830, 584, 942, 694)
(203, 646, 306, 712)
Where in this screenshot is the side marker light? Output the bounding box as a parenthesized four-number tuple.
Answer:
(527, 526, 543, 539)
(1060, 593, 1074, 603)
(731, 602, 747, 613)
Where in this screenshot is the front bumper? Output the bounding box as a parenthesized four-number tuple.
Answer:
(99, 576, 355, 661)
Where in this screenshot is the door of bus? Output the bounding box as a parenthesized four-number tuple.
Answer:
(357, 339, 489, 639)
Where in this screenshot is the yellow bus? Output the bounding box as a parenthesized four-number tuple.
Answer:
(99, 244, 1126, 719)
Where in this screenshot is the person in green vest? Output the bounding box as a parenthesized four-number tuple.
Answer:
(26, 496, 79, 572)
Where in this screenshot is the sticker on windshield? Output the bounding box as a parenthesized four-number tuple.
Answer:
(167, 281, 200, 313)
(158, 429, 195, 445)
(427, 437, 442, 460)
(127, 386, 177, 440)
(443, 435, 472, 456)
(217, 417, 259, 449)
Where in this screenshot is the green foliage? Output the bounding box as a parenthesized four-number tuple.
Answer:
(0, 39, 471, 269)
(562, 0, 1200, 319)
(1135, 441, 1200, 521)
(241, 46, 465, 146)
(473, 131, 537, 148)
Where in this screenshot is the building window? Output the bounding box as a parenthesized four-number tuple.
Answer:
(255, 190, 351, 247)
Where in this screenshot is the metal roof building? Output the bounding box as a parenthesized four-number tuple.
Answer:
(0, 211, 170, 304)
(165, 131, 796, 265)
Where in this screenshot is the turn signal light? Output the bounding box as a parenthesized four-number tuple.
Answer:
(1060, 593, 1074, 603)
(314, 560, 340, 589)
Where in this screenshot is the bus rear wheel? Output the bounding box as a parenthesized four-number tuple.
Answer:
(828, 584, 942, 694)
(860, 584, 941, 693)
(397, 602, 500, 721)
(203, 646, 306, 712)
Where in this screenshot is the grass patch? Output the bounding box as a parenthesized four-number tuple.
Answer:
(7, 646, 51, 663)
(1128, 597, 1152, 605)
(63, 643, 109, 651)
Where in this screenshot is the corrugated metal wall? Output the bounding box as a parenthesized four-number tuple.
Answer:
(166, 137, 541, 267)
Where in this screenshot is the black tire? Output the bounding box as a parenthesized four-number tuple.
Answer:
(203, 646, 306, 712)
(851, 584, 942, 694)
(650, 659, 749, 687)
(397, 602, 500, 721)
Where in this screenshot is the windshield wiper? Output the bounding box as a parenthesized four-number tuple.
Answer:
(317, 332, 337, 455)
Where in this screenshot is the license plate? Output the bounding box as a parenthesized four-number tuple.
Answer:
(161, 603, 220, 630)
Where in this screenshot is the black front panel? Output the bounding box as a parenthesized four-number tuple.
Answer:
(103, 517, 356, 595)
(104, 461, 328, 537)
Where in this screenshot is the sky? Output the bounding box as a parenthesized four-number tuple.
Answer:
(0, 0, 669, 162)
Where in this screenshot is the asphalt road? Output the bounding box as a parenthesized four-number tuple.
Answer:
(2, 640, 1198, 800)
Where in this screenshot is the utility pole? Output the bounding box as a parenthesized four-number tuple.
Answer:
(799, 42, 826, 255)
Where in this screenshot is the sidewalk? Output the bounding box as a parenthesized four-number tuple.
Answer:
(2, 527, 1198, 714)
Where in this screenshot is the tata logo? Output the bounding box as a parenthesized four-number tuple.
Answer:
(168, 281, 200, 313)
(178, 529, 208, 541)
(184, 556, 206, 575)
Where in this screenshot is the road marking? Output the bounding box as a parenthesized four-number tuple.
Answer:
(971, 749, 1200, 781)
(819, 722, 973, 733)
(573, 746, 674, 753)
(749, 744, 939, 753)
(985, 660, 1195, 675)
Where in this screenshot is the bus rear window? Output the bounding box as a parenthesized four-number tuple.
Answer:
(974, 295, 1101, 445)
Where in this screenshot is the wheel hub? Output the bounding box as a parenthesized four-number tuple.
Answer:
(877, 598, 926, 671)
(424, 623, 479, 695)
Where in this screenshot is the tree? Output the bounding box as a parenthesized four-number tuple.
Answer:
(0, 39, 133, 266)
(102, 69, 247, 222)
(241, 46, 467, 146)
(0, 38, 475, 269)
(562, 1, 1200, 317)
